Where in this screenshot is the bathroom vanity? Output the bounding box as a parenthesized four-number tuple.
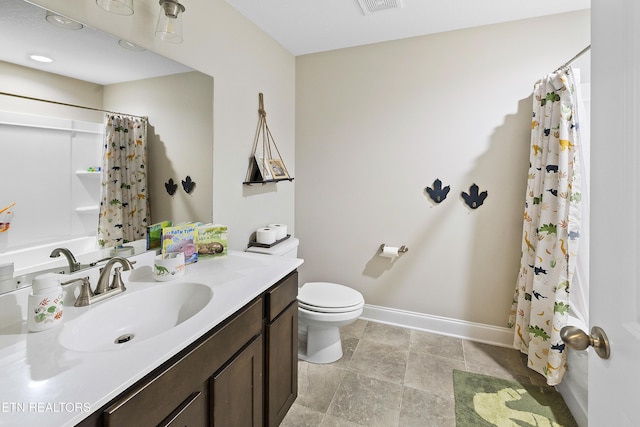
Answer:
(0, 251, 302, 427)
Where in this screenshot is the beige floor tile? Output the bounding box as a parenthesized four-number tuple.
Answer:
(361, 321, 411, 348)
(347, 339, 408, 384)
(320, 414, 363, 427)
(399, 386, 456, 427)
(340, 319, 368, 340)
(297, 361, 346, 413)
(327, 371, 403, 427)
(409, 329, 465, 361)
(281, 320, 552, 427)
(280, 403, 325, 427)
(463, 340, 531, 381)
(331, 336, 359, 369)
(404, 351, 466, 399)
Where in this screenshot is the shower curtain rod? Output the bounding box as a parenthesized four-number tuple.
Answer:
(0, 91, 147, 120)
(558, 44, 591, 70)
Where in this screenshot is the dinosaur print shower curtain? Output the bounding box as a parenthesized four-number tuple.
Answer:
(98, 115, 149, 248)
(508, 67, 583, 386)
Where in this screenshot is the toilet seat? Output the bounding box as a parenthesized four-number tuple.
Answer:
(298, 300, 364, 313)
(298, 282, 364, 313)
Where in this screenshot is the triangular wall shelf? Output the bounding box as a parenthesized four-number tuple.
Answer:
(243, 93, 294, 185)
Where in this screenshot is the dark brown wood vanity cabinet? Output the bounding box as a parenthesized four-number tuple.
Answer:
(265, 272, 298, 427)
(76, 270, 298, 427)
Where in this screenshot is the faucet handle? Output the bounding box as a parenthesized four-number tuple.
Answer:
(110, 267, 127, 292)
(62, 277, 94, 307)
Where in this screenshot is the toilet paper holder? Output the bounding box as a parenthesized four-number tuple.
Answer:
(379, 244, 408, 253)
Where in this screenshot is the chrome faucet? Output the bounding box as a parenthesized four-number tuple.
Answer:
(50, 247, 81, 272)
(62, 257, 135, 307)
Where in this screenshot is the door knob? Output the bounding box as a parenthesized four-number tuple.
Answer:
(560, 325, 610, 359)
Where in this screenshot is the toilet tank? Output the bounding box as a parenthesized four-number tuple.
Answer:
(246, 237, 299, 258)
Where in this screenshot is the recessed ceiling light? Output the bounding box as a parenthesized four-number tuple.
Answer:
(29, 55, 54, 63)
(45, 10, 83, 30)
(118, 39, 146, 52)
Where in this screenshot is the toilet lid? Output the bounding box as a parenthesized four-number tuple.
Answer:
(298, 282, 364, 310)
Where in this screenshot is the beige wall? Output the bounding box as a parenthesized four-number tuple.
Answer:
(0, 61, 103, 122)
(104, 71, 214, 224)
(295, 10, 590, 328)
(31, 0, 296, 250)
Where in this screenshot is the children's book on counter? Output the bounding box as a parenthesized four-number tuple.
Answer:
(146, 220, 172, 250)
(161, 223, 198, 264)
(197, 223, 228, 258)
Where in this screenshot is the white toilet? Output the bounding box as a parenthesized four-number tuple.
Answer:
(246, 237, 364, 364)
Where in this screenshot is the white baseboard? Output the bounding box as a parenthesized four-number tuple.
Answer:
(360, 304, 514, 348)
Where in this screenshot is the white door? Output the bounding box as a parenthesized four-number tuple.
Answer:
(589, 1, 640, 425)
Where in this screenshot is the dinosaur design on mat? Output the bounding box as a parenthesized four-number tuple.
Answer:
(474, 388, 563, 427)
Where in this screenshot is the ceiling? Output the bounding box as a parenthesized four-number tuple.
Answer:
(0, 0, 590, 85)
(0, 0, 191, 85)
(225, 0, 591, 56)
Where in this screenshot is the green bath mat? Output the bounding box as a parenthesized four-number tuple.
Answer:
(453, 370, 578, 427)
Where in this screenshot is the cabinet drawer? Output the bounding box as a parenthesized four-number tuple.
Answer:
(267, 271, 298, 321)
(103, 298, 263, 427)
(158, 387, 206, 427)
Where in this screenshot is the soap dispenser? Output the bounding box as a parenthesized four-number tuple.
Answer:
(28, 273, 64, 332)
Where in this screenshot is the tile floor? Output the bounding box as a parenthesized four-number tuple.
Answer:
(281, 319, 548, 427)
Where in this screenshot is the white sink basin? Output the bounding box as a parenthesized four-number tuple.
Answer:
(58, 282, 212, 352)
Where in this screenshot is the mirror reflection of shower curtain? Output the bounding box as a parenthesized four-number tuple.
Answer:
(97, 114, 149, 248)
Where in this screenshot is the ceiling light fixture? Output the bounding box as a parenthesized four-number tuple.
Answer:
(29, 54, 54, 63)
(156, 0, 186, 43)
(118, 39, 146, 51)
(96, 0, 134, 16)
(45, 10, 83, 30)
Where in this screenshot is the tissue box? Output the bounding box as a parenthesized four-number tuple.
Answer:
(197, 224, 228, 258)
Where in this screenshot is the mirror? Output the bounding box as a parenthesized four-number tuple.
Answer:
(0, 0, 214, 294)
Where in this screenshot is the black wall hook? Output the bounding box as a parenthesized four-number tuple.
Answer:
(425, 179, 450, 203)
(461, 184, 488, 209)
(164, 178, 177, 196)
(182, 176, 196, 194)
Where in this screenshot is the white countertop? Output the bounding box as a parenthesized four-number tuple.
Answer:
(0, 250, 303, 427)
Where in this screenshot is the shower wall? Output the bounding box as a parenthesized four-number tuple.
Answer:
(0, 61, 105, 252)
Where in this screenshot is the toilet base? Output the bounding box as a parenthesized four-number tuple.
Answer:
(298, 323, 343, 364)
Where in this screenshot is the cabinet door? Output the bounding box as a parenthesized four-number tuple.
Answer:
(266, 301, 298, 427)
(210, 335, 264, 427)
